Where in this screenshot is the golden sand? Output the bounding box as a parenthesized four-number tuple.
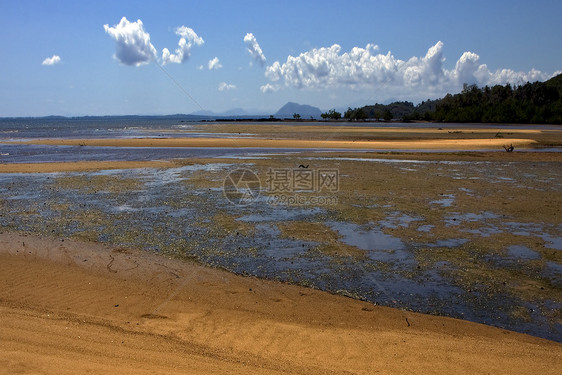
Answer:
(1, 233, 560, 374)
(20, 136, 537, 149)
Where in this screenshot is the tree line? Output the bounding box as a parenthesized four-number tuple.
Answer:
(321, 73, 562, 124)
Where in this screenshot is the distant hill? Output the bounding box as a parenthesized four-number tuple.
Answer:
(275, 102, 322, 119)
(545, 72, 562, 94)
(191, 108, 251, 117)
(351, 73, 562, 124)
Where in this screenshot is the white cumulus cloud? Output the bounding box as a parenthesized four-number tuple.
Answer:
(162, 26, 204, 65)
(42, 55, 61, 66)
(264, 41, 557, 98)
(260, 83, 280, 93)
(218, 82, 236, 91)
(208, 57, 222, 70)
(103, 17, 157, 66)
(244, 33, 266, 66)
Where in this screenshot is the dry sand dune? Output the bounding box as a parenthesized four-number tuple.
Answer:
(1, 233, 560, 374)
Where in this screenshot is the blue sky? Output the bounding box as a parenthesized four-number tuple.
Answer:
(1, 0, 561, 116)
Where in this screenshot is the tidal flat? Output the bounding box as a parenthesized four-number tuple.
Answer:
(0, 150, 560, 341)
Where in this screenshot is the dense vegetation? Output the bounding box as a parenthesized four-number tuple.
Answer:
(325, 73, 562, 124)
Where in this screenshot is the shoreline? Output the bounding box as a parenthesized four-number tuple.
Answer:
(1, 231, 561, 374)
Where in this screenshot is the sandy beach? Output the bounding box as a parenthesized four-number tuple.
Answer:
(1, 232, 560, 374)
(20, 136, 538, 150)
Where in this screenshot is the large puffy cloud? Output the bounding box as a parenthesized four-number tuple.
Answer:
(162, 26, 204, 65)
(244, 33, 266, 66)
(265, 41, 557, 96)
(104, 17, 157, 66)
(42, 55, 61, 66)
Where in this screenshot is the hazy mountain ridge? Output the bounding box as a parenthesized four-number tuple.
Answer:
(274, 102, 323, 119)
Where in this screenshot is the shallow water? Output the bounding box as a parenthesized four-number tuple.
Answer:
(508, 245, 541, 260)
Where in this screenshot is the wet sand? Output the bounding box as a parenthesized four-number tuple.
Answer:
(1, 232, 560, 374)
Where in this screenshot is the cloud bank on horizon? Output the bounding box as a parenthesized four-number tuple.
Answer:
(263, 41, 560, 98)
(103, 17, 559, 103)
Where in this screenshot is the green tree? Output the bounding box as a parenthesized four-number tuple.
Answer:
(383, 109, 392, 121)
(344, 107, 354, 121)
(321, 109, 342, 120)
(330, 109, 342, 120)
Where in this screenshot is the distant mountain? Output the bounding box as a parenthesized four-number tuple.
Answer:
(220, 108, 251, 116)
(191, 108, 255, 117)
(275, 102, 322, 119)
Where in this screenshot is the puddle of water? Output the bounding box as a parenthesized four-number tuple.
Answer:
(430, 194, 455, 207)
(328, 222, 405, 252)
(444, 211, 501, 226)
(504, 222, 544, 236)
(6, 193, 42, 200)
(113, 204, 139, 213)
(379, 212, 422, 229)
(507, 245, 541, 260)
(422, 238, 469, 248)
(458, 187, 475, 196)
(326, 221, 413, 263)
(540, 234, 562, 250)
(462, 226, 503, 237)
(237, 207, 324, 222)
(417, 224, 434, 233)
(141, 163, 233, 187)
(545, 261, 562, 275)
